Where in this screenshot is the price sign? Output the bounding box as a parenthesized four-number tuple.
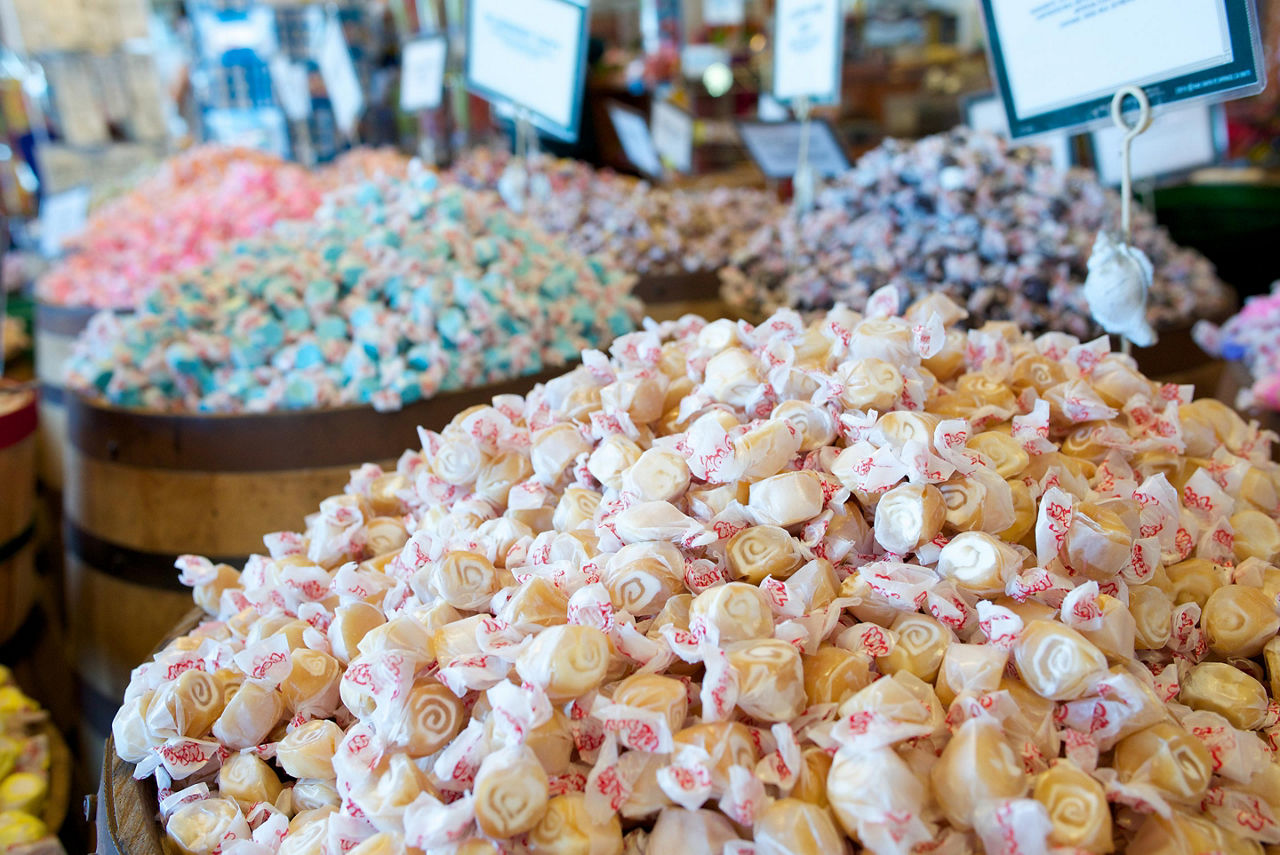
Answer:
(1090, 103, 1224, 185)
(964, 92, 1072, 173)
(465, 0, 590, 141)
(773, 0, 844, 103)
(757, 94, 789, 121)
(651, 100, 694, 174)
(738, 120, 850, 179)
(980, 0, 1264, 138)
(607, 102, 663, 178)
(703, 0, 744, 26)
(317, 15, 364, 136)
(400, 35, 448, 111)
(39, 186, 90, 258)
(270, 58, 312, 121)
(204, 107, 291, 159)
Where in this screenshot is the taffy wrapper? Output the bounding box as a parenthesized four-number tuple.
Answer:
(655, 745, 714, 810)
(973, 798, 1053, 855)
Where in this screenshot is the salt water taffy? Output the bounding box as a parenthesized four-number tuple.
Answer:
(110, 293, 1280, 855)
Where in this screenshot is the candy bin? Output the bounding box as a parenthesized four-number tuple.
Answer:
(98, 289, 1280, 855)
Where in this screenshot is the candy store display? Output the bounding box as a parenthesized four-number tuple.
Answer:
(34, 147, 412, 314)
(110, 289, 1280, 854)
(1193, 282, 1280, 412)
(0, 667, 67, 854)
(450, 149, 785, 277)
(316, 149, 414, 193)
(36, 147, 328, 311)
(65, 165, 639, 413)
(721, 128, 1234, 338)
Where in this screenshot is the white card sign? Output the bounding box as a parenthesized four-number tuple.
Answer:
(400, 35, 448, 111)
(757, 94, 789, 122)
(979, 0, 1264, 138)
(318, 15, 363, 136)
(465, 0, 590, 141)
(703, 0, 744, 26)
(39, 186, 90, 258)
(738, 120, 850, 179)
(1090, 103, 1223, 186)
(965, 92, 1072, 173)
(607, 102, 663, 178)
(651, 100, 694, 174)
(773, 0, 844, 103)
(270, 58, 312, 121)
(204, 107, 291, 160)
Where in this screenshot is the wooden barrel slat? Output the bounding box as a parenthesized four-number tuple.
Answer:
(65, 452, 365, 558)
(98, 609, 204, 855)
(0, 389, 38, 644)
(66, 553, 193, 706)
(35, 302, 118, 490)
(633, 271, 722, 305)
(633, 271, 743, 326)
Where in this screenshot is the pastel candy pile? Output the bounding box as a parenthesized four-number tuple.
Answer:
(1194, 282, 1280, 411)
(317, 149, 414, 193)
(65, 165, 639, 413)
(114, 288, 1280, 855)
(37, 146, 327, 310)
(451, 149, 786, 276)
(721, 128, 1233, 337)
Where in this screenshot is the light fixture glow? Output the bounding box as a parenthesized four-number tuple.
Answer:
(703, 62, 733, 97)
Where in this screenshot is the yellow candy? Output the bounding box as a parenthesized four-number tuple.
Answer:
(1033, 761, 1114, 853)
(0, 773, 47, 815)
(0, 738, 18, 782)
(0, 687, 37, 716)
(0, 810, 47, 847)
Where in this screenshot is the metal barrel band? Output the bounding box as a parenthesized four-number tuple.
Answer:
(64, 521, 247, 592)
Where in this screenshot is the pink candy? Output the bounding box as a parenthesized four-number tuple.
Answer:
(36, 146, 407, 310)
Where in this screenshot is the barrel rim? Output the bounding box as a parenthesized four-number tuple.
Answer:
(65, 365, 568, 471)
(34, 301, 131, 336)
(0, 386, 37, 451)
(103, 608, 205, 855)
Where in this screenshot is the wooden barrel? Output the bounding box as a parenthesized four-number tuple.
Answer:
(97, 609, 202, 855)
(634, 271, 738, 324)
(1124, 321, 1222, 381)
(63, 369, 563, 753)
(0, 385, 38, 644)
(34, 302, 125, 490)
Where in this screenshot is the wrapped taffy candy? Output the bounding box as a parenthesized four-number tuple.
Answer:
(65, 166, 640, 414)
(450, 149, 785, 278)
(723, 127, 1232, 337)
(115, 292, 1280, 854)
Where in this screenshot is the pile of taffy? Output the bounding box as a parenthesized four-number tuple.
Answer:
(721, 128, 1233, 339)
(1194, 282, 1280, 413)
(36, 146, 325, 310)
(65, 166, 638, 413)
(450, 150, 785, 277)
(36, 146, 411, 311)
(114, 289, 1280, 855)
